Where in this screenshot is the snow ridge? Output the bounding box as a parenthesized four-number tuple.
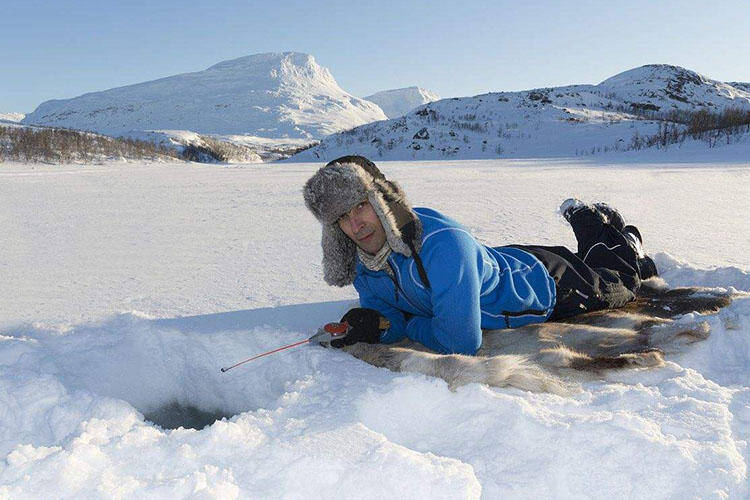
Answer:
(22, 52, 387, 139)
(291, 64, 750, 162)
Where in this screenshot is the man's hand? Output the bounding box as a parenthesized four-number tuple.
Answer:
(331, 308, 387, 348)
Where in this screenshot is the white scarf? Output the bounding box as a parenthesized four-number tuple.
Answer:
(357, 242, 393, 277)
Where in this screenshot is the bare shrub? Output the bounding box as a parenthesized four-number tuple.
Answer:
(415, 108, 441, 122)
(626, 107, 750, 151)
(179, 136, 260, 163)
(454, 120, 487, 133)
(0, 126, 178, 163)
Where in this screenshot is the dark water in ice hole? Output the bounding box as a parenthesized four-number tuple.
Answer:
(144, 401, 234, 430)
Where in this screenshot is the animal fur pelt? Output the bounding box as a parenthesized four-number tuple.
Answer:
(343, 280, 734, 394)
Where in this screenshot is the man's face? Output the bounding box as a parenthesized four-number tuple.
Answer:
(338, 200, 387, 255)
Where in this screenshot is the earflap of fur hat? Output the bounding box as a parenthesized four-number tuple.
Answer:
(371, 177, 423, 255)
(365, 188, 412, 257)
(321, 223, 357, 286)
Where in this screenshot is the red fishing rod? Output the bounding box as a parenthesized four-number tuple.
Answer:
(220, 321, 351, 373)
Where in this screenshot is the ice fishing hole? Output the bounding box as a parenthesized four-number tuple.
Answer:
(144, 401, 234, 430)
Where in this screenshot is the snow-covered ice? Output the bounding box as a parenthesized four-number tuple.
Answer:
(1, 156, 748, 498)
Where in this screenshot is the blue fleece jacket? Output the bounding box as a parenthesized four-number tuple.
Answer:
(353, 208, 556, 355)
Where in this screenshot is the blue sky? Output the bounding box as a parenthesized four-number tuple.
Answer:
(3, 0, 749, 113)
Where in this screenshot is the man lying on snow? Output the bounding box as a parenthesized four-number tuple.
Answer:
(303, 155, 658, 355)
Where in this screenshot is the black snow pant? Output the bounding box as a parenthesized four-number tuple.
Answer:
(509, 208, 658, 320)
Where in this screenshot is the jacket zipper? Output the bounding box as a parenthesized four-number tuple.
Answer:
(388, 258, 422, 312)
(501, 309, 549, 328)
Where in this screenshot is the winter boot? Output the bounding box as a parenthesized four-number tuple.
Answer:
(593, 202, 625, 231)
(622, 225, 659, 279)
(560, 198, 657, 279)
(560, 198, 609, 257)
(560, 198, 595, 223)
(560, 198, 625, 230)
(622, 225, 644, 258)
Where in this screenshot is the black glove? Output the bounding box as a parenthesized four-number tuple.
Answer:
(331, 308, 385, 348)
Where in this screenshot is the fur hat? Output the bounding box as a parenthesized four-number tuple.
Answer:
(303, 155, 423, 286)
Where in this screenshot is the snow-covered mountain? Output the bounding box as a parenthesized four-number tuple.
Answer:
(22, 52, 387, 139)
(364, 86, 440, 118)
(291, 64, 750, 162)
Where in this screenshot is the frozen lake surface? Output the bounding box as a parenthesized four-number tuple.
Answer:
(1, 156, 748, 498)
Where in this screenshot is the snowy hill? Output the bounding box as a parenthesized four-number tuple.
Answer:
(364, 86, 440, 118)
(290, 64, 750, 162)
(598, 64, 750, 111)
(22, 52, 387, 139)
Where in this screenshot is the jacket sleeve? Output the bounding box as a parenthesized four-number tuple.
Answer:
(353, 275, 408, 344)
(404, 230, 483, 355)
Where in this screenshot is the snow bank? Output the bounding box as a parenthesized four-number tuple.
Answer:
(654, 253, 750, 387)
(0, 310, 479, 498)
(656, 252, 750, 292)
(1, 257, 747, 497)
